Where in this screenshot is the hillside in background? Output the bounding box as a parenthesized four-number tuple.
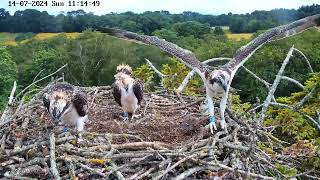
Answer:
(0, 4, 319, 34)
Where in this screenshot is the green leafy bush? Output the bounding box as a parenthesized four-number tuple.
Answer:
(15, 32, 36, 42)
(0, 47, 18, 109)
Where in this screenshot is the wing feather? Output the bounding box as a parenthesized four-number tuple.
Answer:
(133, 79, 144, 105)
(112, 83, 122, 106)
(97, 27, 206, 72)
(225, 14, 320, 70)
(72, 92, 88, 117)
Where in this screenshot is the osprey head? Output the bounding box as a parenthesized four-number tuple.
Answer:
(44, 92, 72, 123)
(115, 64, 134, 87)
(114, 72, 134, 87)
(116, 64, 132, 76)
(205, 69, 230, 92)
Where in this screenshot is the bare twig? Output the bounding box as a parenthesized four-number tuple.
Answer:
(154, 154, 197, 180)
(173, 166, 205, 180)
(295, 86, 316, 109)
(281, 76, 305, 89)
(293, 48, 314, 73)
(0, 81, 17, 124)
(49, 132, 61, 180)
(145, 58, 167, 88)
(16, 64, 68, 98)
(260, 46, 295, 121)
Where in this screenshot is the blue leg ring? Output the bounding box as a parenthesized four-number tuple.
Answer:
(209, 116, 215, 123)
(123, 112, 129, 118)
(63, 126, 68, 132)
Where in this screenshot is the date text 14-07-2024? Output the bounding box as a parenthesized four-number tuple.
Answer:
(8, 1, 101, 7)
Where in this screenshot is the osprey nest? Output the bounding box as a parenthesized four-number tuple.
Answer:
(0, 83, 297, 179)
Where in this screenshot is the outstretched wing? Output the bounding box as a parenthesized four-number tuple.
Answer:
(112, 83, 122, 106)
(72, 91, 88, 117)
(97, 27, 206, 73)
(133, 79, 144, 105)
(225, 14, 320, 70)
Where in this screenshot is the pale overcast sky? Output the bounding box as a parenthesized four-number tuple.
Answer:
(0, 0, 319, 15)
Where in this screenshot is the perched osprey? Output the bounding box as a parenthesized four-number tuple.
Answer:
(98, 14, 320, 133)
(112, 64, 144, 121)
(43, 83, 88, 142)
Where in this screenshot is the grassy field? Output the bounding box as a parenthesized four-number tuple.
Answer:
(0, 32, 80, 46)
(226, 33, 253, 41)
(0, 32, 253, 45)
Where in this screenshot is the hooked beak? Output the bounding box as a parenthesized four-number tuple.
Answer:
(52, 107, 62, 123)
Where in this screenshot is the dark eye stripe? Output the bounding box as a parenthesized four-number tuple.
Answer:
(220, 74, 225, 80)
(62, 103, 70, 113)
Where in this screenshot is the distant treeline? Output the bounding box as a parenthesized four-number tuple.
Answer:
(0, 4, 319, 34)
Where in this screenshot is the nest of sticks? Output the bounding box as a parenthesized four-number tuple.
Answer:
(0, 83, 304, 180)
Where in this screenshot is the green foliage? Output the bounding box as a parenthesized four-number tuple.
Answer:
(231, 94, 252, 116)
(6, 29, 170, 89)
(0, 47, 17, 109)
(15, 32, 35, 42)
(265, 73, 320, 141)
(133, 64, 154, 91)
(161, 58, 202, 95)
(153, 29, 179, 42)
(2, 5, 320, 33)
(213, 26, 225, 35)
(23, 49, 63, 86)
(275, 163, 297, 177)
(172, 21, 211, 38)
(234, 29, 320, 102)
(265, 109, 318, 141)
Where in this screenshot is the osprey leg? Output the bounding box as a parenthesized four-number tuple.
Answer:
(219, 93, 228, 133)
(123, 112, 129, 121)
(76, 115, 87, 143)
(131, 111, 141, 120)
(207, 95, 217, 134)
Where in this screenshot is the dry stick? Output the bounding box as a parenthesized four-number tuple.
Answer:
(260, 46, 295, 122)
(280, 76, 305, 89)
(145, 58, 167, 88)
(74, 160, 107, 177)
(293, 48, 314, 73)
(173, 166, 205, 180)
(128, 168, 146, 180)
(88, 87, 99, 110)
(0, 81, 17, 123)
(295, 86, 316, 109)
(110, 162, 125, 180)
(7, 136, 75, 156)
(8, 81, 17, 105)
(135, 167, 156, 180)
(241, 66, 270, 90)
(50, 132, 61, 180)
(269, 102, 320, 131)
(16, 64, 68, 98)
(14, 117, 30, 150)
(154, 154, 197, 180)
(32, 69, 45, 83)
(199, 160, 274, 180)
(65, 158, 76, 179)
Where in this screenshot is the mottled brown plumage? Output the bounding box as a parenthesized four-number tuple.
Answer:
(113, 64, 144, 120)
(42, 82, 88, 142)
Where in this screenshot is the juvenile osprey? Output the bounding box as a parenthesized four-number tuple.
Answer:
(98, 14, 320, 132)
(43, 83, 88, 142)
(112, 64, 144, 121)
